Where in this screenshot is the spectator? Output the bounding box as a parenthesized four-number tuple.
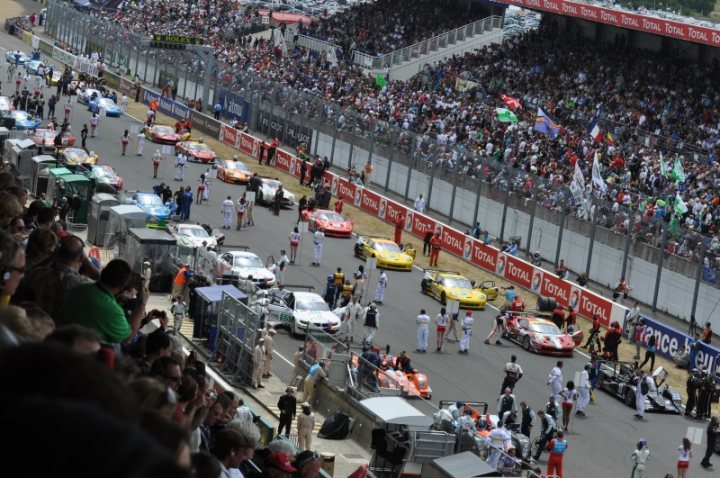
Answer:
(0, 230, 25, 306)
(63, 259, 149, 345)
(151, 355, 184, 392)
(191, 452, 222, 478)
(136, 330, 174, 376)
(24, 228, 58, 269)
(140, 410, 192, 468)
(129, 377, 178, 419)
(45, 324, 102, 354)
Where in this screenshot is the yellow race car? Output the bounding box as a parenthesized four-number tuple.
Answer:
(354, 236, 416, 271)
(420, 270, 498, 309)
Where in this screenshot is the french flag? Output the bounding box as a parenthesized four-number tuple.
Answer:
(588, 117, 602, 143)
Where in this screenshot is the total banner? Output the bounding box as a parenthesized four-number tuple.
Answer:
(495, 0, 720, 48)
(632, 313, 720, 377)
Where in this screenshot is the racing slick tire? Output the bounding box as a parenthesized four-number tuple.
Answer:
(537, 296, 557, 312)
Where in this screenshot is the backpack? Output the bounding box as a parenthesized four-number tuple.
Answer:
(640, 378, 649, 395)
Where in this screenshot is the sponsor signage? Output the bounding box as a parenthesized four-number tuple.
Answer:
(441, 227, 465, 257)
(468, 240, 498, 272)
(103, 71, 120, 90)
(385, 202, 406, 226)
(496, 0, 720, 48)
(118, 77, 135, 96)
(52, 46, 75, 67)
(274, 149, 293, 174)
(285, 122, 312, 149)
(217, 88, 250, 123)
(336, 178, 357, 207)
(38, 39, 54, 56)
(189, 110, 221, 139)
(407, 213, 436, 238)
(257, 111, 312, 149)
(635, 314, 720, 377)
(359, 188, 382, 217)
(220, 124, 240, 148)
(578, 289, 611, 327)
(259, 111, 285, 141)
(142, 89, 190, 120)
(152, 34, 202, 45)
(503, 255, 534, 290)
(539, 272, 572, 307)
(239, 132, 258, 156)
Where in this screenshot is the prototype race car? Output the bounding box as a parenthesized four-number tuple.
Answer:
(8, 110, 42, 130)
(217, 250, 276, 288)
(78, 88, 103, 105)
(144, 124, 183, 144)
(131, 192, 171, 228)
(502, 316, 578, 356)
(56, 147, 100, 167)
(89, 165, 123, 190)
(216, 159, 252, 184)
(597, 362, 682, 414)
(175, 141, 217, 163)
(354, 236, 415, 271)
(256, 178, 296, 208)
(265, 288, 340, 336)
(301, 209, 354, 238)
(349, 350, 431, 398)
(169, 223, 218, 250)
(420, 270, 498, 309)
(32, 129, 75, 151)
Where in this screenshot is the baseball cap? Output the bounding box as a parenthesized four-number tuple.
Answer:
(266, 452, 297, 473)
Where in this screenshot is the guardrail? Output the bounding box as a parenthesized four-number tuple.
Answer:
(352, 15, 503, 70)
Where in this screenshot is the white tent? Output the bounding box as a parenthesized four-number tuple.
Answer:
(359, 397, 433, 430)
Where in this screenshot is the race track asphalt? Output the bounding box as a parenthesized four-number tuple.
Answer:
(3, 30, 714, 477)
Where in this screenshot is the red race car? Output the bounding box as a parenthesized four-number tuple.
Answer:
(301, 208, 354, 237)
(145, 124, 183, 144)
(90, 165, 124, 190)
(32, 128, 75, 150)
(175, 141, 217, 163)
(502, 316, 581, 356)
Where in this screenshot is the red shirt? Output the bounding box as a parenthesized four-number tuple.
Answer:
(430, 236, 443, 250)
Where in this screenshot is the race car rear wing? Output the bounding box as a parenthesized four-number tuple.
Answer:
(422, 268, 462, 275)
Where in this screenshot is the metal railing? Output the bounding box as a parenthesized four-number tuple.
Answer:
(352, 16, 503, 70)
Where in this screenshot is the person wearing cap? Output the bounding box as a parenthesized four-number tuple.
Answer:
(459, 310, 474, 354)
(263, 327, 276, 378)
(142, 260, 152, 290)
(373, 270, 388, 305)
(277, 386, 297, 437)
(297, 402, 316, 450)
(252, 338, 266, 389)
(301, 360, 326, 403)
(448, 400, 465, 420)
(362, 302, 380, 346)
(311, 228, 325, 267)
(172, 263, 193, 303)
(263, 451, 297, 477)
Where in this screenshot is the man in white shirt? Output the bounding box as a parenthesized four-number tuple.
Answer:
(548, 361, 564, 403)
(312, 229, 325, 266)
(221, 196, 234, 229)
(414, 193, 425, 213)
(175, 152, 187, 181)
(416, 309, 431, 352)
(501, 354, 524, 394)
(344, 295, 363, 342)
(576, 363, 591, 417)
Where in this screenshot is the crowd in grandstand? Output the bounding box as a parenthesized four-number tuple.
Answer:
(297, 0, 490, 56)
(72, 0, 720, 277)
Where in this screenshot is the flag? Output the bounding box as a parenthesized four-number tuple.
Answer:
(456, 78, 479, 92)
(671, 155, 686, 182)
(588, 117, 602, 143)
(375, 74, 387, 88)
(592, 151, 607, 193)
(500, 93, 522, 110)
(570, 161, 585, 205)
(605, 130, 615, 146)
(659, 151, 668, 178)
(533, 108, 560, 138)
(496, 108, 518, 123)
(674, 192, 688, 215)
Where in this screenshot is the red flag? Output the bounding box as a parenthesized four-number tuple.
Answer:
(500, 93, 522, 110)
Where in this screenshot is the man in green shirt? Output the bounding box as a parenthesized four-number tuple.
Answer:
(64, 259, 148, 345)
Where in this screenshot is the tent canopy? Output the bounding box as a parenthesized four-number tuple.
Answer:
(195, 284, 247, 303)
(359, 397, 432, 429)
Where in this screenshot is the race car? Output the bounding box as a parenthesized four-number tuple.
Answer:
(78, 88, 103, 105)
(169, 223, 218, 250)
(89, 165, 123, 190)
(265, 288, 340, 336)
(24, 60, 45, 75)
(216, 159, 252, 184)
(45, 69, 65, 86)
(131, 192, 171, 228)
(56, 147, 100, 167)
(502, 316, 577, 356)
(217, 250, 276, 288)
(32, 129, 75, 150)
(420, 270, 497, 309)
(256, 178, 296, 208)
(301, 209, 354, 238)
(8, 110, 42, 130)
(0, 96, 13, 113)
(354, 236, 416, 271)
(144, 124, 182, 144)
(88, 97, 122, 117)
(5, 50, 30, 64)
(383, 353, 432, 398)
(175, 141, 217, 163)
(597, 362, 682, 414)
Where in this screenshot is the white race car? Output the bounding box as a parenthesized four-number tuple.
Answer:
(169, 223, 218, 250)
(217, 250, 276, 288)
(266, 289, 341, 336)
(256, 178, 296, 208)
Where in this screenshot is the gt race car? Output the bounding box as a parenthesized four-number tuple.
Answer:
(354, 236, 416, 271)
(502, 316, 579, 356)
(301, 209, 354, 237)
(265, 288, 340, 336)
(421, 270, 498, 309)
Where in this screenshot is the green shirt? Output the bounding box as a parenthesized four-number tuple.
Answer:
(65, 282, 130, 344)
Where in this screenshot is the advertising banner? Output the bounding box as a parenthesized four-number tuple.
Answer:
(217, 88, 251, 123)
(274, 149, 294, 174)
(190, 110, 221, 139)
(502, 255, 534, 290)
(496, 0, 720, 48)
(636, 314, 720, 376)
(239, 132, 258, 157)
(467, 239, 499, 273)
(118, 77, 135, 96)
(440, 227, 465, 258)
(52, 46, 75, 66)
(578, 289, 612, 327)
(359, 188, 382, 217)
(143, 89, 190, 121)
(220, 124, 240, 148)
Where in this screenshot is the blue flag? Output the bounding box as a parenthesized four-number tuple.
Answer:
(534, 108, 560, 139)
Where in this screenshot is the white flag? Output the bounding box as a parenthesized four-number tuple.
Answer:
(592, 151, 607, 193)
(570, 161, 585, 205)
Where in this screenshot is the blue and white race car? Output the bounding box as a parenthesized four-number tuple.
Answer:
(78, 88, 103, 105)
(88, 97, 122, 117)
(24, 60, 46, 75)
(8, 110, 42, 130)
(132, 192, 171, 228)
(5, 50, 30, 65)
